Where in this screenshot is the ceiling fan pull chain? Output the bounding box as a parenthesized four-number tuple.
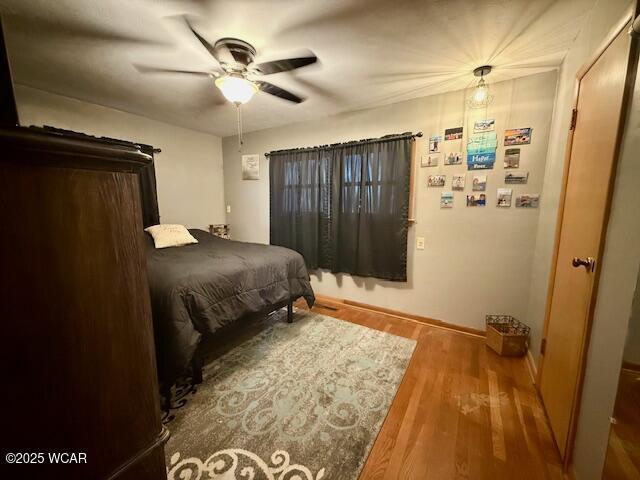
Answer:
(236, 103, 244, 152)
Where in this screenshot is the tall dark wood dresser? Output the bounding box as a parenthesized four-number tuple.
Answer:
(0, 126, 168, 479)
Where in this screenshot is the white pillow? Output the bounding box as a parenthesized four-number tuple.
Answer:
(145, 224, 198, 249)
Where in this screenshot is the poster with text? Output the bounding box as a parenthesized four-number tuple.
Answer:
(467, 152, 496, 170)
(467, 132, 497, 169)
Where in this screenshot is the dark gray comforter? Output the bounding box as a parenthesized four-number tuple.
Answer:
(145, 229, 315, 385)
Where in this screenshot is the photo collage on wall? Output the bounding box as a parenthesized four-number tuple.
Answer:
(423, 120, 540, 209)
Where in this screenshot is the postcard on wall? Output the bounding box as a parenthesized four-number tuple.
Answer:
(467, 132, 497, 150)
(440, 191, 454, 208)
(504, 128, 532, 146)
(444, 152, 463, 165)
(429, 135, 442, 153)
(452, 174, 466, 190)
(516, 194, 540, 208)
(466, 193, 486, 207)
(474, 119, 495, 133)
(504, 148, 521, 169)
(241, 154, 260, 180)
(472, 174, 487, 191)
(444, 127, 463, 141)
(421, 154, 440, 167)
(505, 171, 529, 184)
(497, 188, 513, 207)
(428, 175, 446, 187)
(467, 152, 496, 170)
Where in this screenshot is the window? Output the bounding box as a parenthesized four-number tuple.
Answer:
(269, 133, 414, 281)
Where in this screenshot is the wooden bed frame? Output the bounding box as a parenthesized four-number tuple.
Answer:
(160, 297, 296, 411)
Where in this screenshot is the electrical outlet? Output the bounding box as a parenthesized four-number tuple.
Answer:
(226, 205, 231, 214)
(416, 236, 425, 250)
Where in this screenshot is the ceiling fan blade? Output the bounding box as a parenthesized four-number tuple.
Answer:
(254, 55, 318, 75)
(184, 18, 231, 64)
(133, 64, 215, 77)
(256, 81, 305, 103)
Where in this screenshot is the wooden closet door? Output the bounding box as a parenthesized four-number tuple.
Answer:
(538, 23, 634, 462)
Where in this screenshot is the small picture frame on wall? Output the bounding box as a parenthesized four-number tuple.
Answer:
(242, 154, 260, 180)
(515, 194, 540, 208)
(497, 188, 512, 207)
(472, 174, 487, 191)
(444, 127, 463, 141)
(466, 193, 486, 207)
(429, 135, 442, 153)
(505, 171, 529, 184)
(445, 152, 463, 165)
(440, 191, 454, 208)
(504, 148, 520, 169)
(474, 119, 495, 133)
(452, 174, 465, 190)
(428, 175, 446, 187)
(504, 128, 532, 146)
(421, 154, 440, 167)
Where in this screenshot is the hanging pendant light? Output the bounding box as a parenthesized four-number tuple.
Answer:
(467, 65, 493, 109)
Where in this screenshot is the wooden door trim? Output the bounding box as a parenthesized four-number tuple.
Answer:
(536, 4, 639, 470)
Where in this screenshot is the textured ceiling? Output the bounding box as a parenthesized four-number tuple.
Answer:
(1, 0, 594, 137)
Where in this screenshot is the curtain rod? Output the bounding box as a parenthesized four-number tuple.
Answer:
(265, 131, 422, 157)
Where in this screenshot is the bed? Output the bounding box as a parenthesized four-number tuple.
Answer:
(145, 229, 315, 400)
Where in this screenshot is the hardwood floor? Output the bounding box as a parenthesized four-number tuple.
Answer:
(296, 297, 563, 479)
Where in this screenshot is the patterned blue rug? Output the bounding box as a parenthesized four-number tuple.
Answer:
(164, 309, 416, 480)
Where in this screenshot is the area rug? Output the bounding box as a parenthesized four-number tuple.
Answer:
(164, 309, 416, 480)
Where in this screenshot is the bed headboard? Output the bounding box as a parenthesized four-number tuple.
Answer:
(138, 143, 160, 228)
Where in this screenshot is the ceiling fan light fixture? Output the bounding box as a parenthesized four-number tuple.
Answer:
(215, 75, 258, 104)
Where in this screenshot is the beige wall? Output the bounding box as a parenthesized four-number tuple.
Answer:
(14, 84, 226, 230)
(223, 71, 558, 333)
(622, 269, 640, 365)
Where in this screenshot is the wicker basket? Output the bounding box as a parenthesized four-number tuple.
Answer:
(485, 315, 530, 357)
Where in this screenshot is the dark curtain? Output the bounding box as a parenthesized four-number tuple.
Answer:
(269, 149, 331, 269)
(269, 133, 412, 281)
(138, 144, 160, 228)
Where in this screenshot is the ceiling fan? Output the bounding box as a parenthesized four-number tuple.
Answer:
(135, 18, 318, 106)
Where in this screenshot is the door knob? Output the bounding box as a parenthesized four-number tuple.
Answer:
(572, 256, 595, 272)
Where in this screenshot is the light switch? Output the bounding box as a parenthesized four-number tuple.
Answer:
(226, 205, 231, 214)
(416, 236, 425, 250)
